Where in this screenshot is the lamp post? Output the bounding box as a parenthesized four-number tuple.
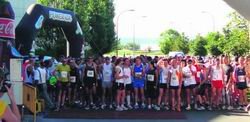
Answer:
(202, 11, 215, 32)
(116, 9, 135, 56)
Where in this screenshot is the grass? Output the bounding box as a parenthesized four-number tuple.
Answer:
(105, 49, 165, 57)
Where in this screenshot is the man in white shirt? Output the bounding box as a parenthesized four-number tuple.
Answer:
(34, 61, 55, 110)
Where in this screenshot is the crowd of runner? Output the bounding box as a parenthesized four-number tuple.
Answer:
(22, 55, 250, 112)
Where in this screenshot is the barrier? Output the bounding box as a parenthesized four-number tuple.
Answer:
(23, 84, 43, 122)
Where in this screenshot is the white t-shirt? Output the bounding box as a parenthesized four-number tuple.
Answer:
(160, 66, 169, 84)
(170, 67, 180, 86)
(115, 66, 124, 83)
(182, 66, 196, 86)
(123, 67, 132, 84)
(211, 66, 223, 81)
(34, 67, 47, 84)
(102, 63, 113, 82)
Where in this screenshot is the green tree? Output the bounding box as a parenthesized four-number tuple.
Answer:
(223, 12, 250, 56)
(38, 0, 116, 57)
(159, 29, 189, 54)
(189, 35, 207, 56)
(205, 32, 224, 56)
(35, 27, 66, 57)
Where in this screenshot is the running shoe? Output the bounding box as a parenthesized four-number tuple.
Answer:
(199, 106, 205, 110)
(141, 103, 146, 109)
(154, 105, 161, 111)
(237, 106, 243, 110)
(54, 107, 60, 112)
(127, 104, 133, 110)
(194, 104, 198, 110)
(116, 106, 123, 111)
(101, 104, 106, 110)
(197, 106, 205, 111)
(227, 106, 234, 110)
(134, 104, 139, 109)
(148, 105, 152, 110)
(222, 105, 226, 110)
(84, 105, 90, 110)
(109, 104, 113, 109)
(164, 105, 170, 110)
(121, 105, 128, 111)
(186, 106, 191, 111)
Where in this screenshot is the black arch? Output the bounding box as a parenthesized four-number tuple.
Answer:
(15, 4, 84, 58)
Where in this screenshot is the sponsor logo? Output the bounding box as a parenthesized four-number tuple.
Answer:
(49, 11, 72, 22)
(35, 15, 44, 29)
(0, 18, 15, 39)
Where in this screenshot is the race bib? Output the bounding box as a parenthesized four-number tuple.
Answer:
(162, 75, 168, 83)
(238, 76, 245, 82)
(135, 72, 142, 77)
(147, 74, 154, 82)
(70, 76, 76, 83)
(171, 75, 179, 86)
(87, 70, 94, 77)
(212, 70, 219, 80)
(61, 71, 68, 78)
(196, 71, 201, 78)
(103, 72, 112, 82)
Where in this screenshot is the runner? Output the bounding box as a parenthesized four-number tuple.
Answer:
(101, 57, 114, 109)
(156, 58, 170, 110)
(210, 58, 224, 109)
(145, 61, 158, 110)
(68, 59, 79, 106)
(83, 57, 97, 110)
(221, 56, 234, 110)
(55, 58, 71, 111)
(123, 58, 133, 109)
(169, 58, 182, 112)
(182, 59, 197, 110)
(132, 57, 146, 109)
(34, 61, 55, 110)
(234, 56, 248, 110)
(114, 58, 128, 111)
(195, 59, 206, 110)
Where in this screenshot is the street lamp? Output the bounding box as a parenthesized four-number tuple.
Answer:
(116, 9, 135, 56)
(202, 11, 215, 32)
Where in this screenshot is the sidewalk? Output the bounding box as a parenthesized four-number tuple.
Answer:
(22, 110, 250, 122)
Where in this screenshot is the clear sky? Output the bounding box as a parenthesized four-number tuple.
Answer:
(113, 0, 235, 50)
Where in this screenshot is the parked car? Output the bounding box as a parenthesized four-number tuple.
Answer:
(168, 51, 184, 57)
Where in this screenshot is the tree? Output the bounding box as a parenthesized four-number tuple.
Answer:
(159, 29, 189, 54)
(35, 27, 66, 57)
(38, 0, 116, 57)
(124, 42, 140, 51)
(205, 32, 224, 56)
(222, 12, 250, 56)
(189, 35, 207, 56)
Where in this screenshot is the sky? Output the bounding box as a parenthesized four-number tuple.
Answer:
(113, 0, 235, 50)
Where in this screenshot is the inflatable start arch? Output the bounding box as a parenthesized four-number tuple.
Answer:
(15, 4, 84, 58)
